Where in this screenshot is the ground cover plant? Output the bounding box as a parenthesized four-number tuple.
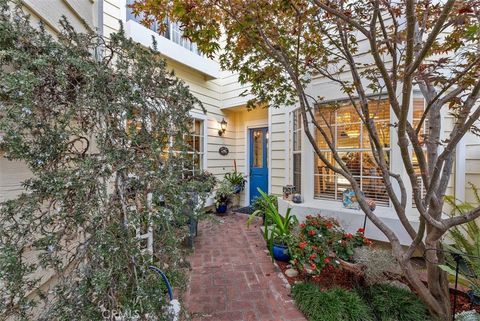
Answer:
(292, 282, 431, 321)
(292, 283, 373, 321)
(359, 284, 432, 321)
(0, 1, 214, 320)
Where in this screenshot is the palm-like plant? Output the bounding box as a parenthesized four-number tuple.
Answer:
(441, 183, 480, 298)
(247, 188, 298, 260)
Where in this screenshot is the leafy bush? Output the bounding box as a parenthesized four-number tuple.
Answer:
(214, 179, 235, 207)
(0, 2, 206, 320)
(292, 283, 373, 321)
(360, 284, 431, 321)
(224, 171, 246, 190)
(289, 214, 371, 273)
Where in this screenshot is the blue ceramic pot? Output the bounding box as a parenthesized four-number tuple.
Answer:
(272, 244, 290, 262)
(233, 185, 242, 194)
(216, 204, 227, 214)
(467, 290, 480, 305)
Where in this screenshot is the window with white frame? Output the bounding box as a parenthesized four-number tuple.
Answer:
(314, 100, 391, 205)
(292, 109, 302, 194)
(184, 118, 205, 175)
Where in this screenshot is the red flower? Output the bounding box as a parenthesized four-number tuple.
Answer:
(306, 215, 313, 219)
(326, 221, 333, 229)
(300, 223, 306, 229)
(357, 228, 365, 234)
(308, 230, 316, 236)
(324, 257, 331, 264)
(311, 245, 318, 251)
(309, 253, 317, 260)
(310, 263, 317, 270)
(345, 233, 353, 239)
(364, 238, 373, 245)
(299, 241, 307, 250)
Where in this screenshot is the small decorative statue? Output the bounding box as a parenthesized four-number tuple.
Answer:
(283, 185, 296, 201)
(342, 188, 377, 211)
(342, 188, 361, 210)
(292, 193, 302, 204)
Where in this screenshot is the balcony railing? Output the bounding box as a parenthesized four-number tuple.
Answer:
(126, 4, 201, 56)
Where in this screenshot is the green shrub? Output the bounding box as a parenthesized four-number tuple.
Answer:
(360, 284, 431, 321)
(292, 283, 373, 321)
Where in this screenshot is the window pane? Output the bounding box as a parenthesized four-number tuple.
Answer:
(337, 105, 360, 123)
(194, 119, 202, 135)
(342, 152, 362, 176)
(362, 176, 389, 205)
(337, 124, 361, 149)
(315, 153, 335, 175)
(363, 121, 390, 148)
(293, 153, 301, 193)
(253, 129, 263, 168)
(314, 174, 336, 199)
(316, 126, 333, 149)
(313, 100, 390, 206)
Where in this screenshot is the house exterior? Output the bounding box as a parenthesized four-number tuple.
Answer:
(1, 0, 480, 245)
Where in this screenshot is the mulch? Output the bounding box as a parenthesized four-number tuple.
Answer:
(276, 260, 480, 314)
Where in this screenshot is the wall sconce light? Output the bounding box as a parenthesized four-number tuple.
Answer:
(218, 118, 227, 136)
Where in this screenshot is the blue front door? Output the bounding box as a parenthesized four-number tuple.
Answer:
(249, 127, 268, 204)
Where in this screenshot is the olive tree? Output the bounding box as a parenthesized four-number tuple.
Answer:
(0, 1, 214, 320)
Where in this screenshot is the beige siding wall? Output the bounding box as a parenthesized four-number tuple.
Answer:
(465, 132, 480, 206)
(270, 108, 288, 196)
(22, 0, 97, 33)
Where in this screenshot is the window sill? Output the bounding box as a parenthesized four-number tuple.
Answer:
(278, 197, 420, 245)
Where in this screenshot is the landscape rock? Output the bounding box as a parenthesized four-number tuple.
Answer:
(285, 268, 299, 278)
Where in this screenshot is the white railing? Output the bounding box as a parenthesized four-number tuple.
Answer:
(126, 5, 201, 56)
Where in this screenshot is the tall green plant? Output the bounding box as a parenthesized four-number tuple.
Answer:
(0, 2, 208, 319)
(441, 184, 480, 296)
(247, 188, 298, 259)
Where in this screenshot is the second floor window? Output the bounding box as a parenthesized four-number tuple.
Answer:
(314, 100, 391, 205)
(126, 2, 201, 56)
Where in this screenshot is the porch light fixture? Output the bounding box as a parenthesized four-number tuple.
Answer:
(218, 118, 227, 136)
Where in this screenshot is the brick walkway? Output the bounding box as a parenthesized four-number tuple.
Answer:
(184, 213, 306, 321)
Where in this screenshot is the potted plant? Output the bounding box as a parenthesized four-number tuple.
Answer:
(224, 171, 246, 194)
(247, 188, 298, 262)
(252, 193, 278, 225)
(214, 179, 235, 214)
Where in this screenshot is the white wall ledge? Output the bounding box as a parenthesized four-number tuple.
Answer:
(125, 20, 221, 79)
(278, 198, 420, 246)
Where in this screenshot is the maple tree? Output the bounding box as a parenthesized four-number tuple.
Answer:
(132, 0, 480, 319)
